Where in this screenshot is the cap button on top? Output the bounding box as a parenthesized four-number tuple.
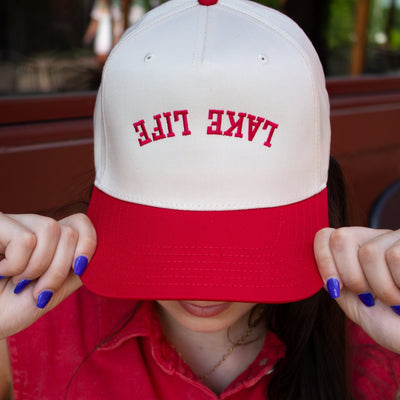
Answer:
(198, 0, 218, 5)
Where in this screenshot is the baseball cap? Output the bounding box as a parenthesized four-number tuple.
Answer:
(82, 0, 331, 303)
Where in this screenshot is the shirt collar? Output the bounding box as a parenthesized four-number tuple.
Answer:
(96, 299, 286, 394)
(97, 300, 159, 350)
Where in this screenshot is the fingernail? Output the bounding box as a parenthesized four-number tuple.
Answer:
(327, 278, 340, 299)
(36, 290, 54, 309)
(14, 279, 32, 294)
(0, 276, 5, 280)
(358, 292, 375, 307)
(391, 305, 400, 316)
(74, 255, 88, 277)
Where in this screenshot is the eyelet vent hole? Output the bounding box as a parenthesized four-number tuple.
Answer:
(144, 53, 155, 63)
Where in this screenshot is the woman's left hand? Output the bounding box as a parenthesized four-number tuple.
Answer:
(314, 227, 400, 353)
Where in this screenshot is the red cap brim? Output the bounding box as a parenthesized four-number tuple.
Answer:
(82, 187, 328, 303)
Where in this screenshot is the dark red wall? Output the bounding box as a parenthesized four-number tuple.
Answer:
(1, 77, 400, 225)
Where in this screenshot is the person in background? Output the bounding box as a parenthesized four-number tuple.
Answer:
(83, 0, 150, 65)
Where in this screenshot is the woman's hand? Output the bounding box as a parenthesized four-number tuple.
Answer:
(0, 212, 96, 339)
(314, 227, 400, 353)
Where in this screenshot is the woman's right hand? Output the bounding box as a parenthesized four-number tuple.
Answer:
(0, 212, 96, 339)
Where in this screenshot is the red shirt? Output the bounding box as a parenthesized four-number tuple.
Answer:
(8, 287, 285, 400)
(7, 287, 400, 399)
(348, 320, 400, 399)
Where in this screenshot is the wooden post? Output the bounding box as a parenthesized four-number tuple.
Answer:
(122, 0, 129, 31)
(351, 0, 370, 75)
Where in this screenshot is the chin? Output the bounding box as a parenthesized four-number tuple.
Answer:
(178, 314, 232, 333)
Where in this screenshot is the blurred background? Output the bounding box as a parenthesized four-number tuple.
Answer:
(2, 0, 400, 95)
(0, 0, 399, 226)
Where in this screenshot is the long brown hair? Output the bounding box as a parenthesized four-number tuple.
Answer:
(266, 156, 351, 400)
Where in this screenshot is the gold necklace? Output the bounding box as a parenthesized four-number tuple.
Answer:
(199, 305, 265, 380)
(165, 305, 265, 381)
(199, 324, 255, 381)
(166, 325, 255, 381)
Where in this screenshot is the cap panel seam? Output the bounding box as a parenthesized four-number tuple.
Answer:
(192, 5, 209, 65)
(218, 2, 323, 192)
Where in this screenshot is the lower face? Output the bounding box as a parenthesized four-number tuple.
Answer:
(156, 300, 257, 333)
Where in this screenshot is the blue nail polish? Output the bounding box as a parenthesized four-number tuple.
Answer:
(358, 292, 375, 307)
(14, 279, 32, 294)
(74, 255, 88, 277)
(0, 276, 5, 280)
(391, 305, 400, 316)
(327, 278, 340, 299)
(36, 290, 54, 309)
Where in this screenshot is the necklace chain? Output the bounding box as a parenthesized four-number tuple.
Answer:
(165, 305, 264, 382)
(199, 325, 254, 381)
(199, 305, 265, 380)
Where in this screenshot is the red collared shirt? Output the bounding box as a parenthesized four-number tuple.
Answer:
(7, 287, 400, 399)
(8, 287, 285, 400)
(348, 319, 400, 400)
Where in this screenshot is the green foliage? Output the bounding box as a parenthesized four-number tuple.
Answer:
(369, 0, 400, 49)
(326, 0, 357, 49)
(390, 29, 400, 47)
(254, 0, 283, 11)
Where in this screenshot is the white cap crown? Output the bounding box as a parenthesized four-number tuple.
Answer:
(94, 0, 331, 211)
